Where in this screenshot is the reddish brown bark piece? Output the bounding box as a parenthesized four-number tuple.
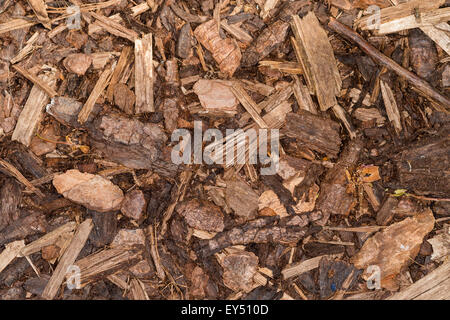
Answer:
(351, 209, 435, 289)
(220, 250, 259, 293)
(282, 110, 342, 158)
(316, 139, 364, 216)
(194, 20, 241, 77)
(53, 169, 124, 213)
(113, 83, 136, 115)
(188, 266, 210, 299)
(176, 199, 225, 232)
(193, 79, 238, 112)
(121, 190, 146, 221)
(63, 53, 93, 76)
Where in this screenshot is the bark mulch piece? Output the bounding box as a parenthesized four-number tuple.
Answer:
(0, 0, 449, 300)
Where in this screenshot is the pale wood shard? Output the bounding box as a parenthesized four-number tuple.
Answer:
(0, 240, 25, 274)
(220, 20, 253, 43)
(12, 69, 58, 147)
(355, 0, 446, 34)
(10, 32, 39, 65)
(78, 66, 114, 124)
(106, 46, 133, 102)
(380, 80, 402, 134)
(420, 23, 450, 57)
(134, 34, 154, 114)
(72, 248, 142, 286)
(379, 8, 450, 35)
(19, 222, 77, 257)
(259, 61, 303, 74)
(261, 0, 280, 19)
(129, 278, 150, 300)
(91, 52, 118, 70)
(42, 219, 93, 300)
(428, 224, 450, 262)
(0, 19, 37, 36)
(292, 75, 318, 114)
(240, 79, 275, 97)
(27, 0, 51, 29)
(332, 104, 357, 139)
(13, 65, 59, 98)
(387, 262, 450, 300)
(89, 12, 139, 42)
(282, 254, 343, 280)
(290, 12, 342, 111)
(231, 84, 269, 129)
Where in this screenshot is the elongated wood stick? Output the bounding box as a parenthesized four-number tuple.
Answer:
(13, 65, 58, 98)
(41, 219, 93, 300)
(328, 18, 450, 113)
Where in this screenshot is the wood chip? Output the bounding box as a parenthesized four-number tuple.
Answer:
(42, 219, 93, 300)
(12, 68, 58, 146)
(290, 12, 341, 111)
(19, 222, 77, 257)
(134, 34, 154, 114)
(0, 240, 25, 274)
(282, 254, 343, 280)
(78, 66, 114, 124)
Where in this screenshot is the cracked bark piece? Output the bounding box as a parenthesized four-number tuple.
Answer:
(225, 179, 259, 221)
(53, 169, 124, 213)
(282, 111, 342, 159)
(91, 112, 167, 160)
(176, 199, 224, 232)
(194, 19, 241, 77)
(351, 208, 435, 289)
(219, 250, 259, 293)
